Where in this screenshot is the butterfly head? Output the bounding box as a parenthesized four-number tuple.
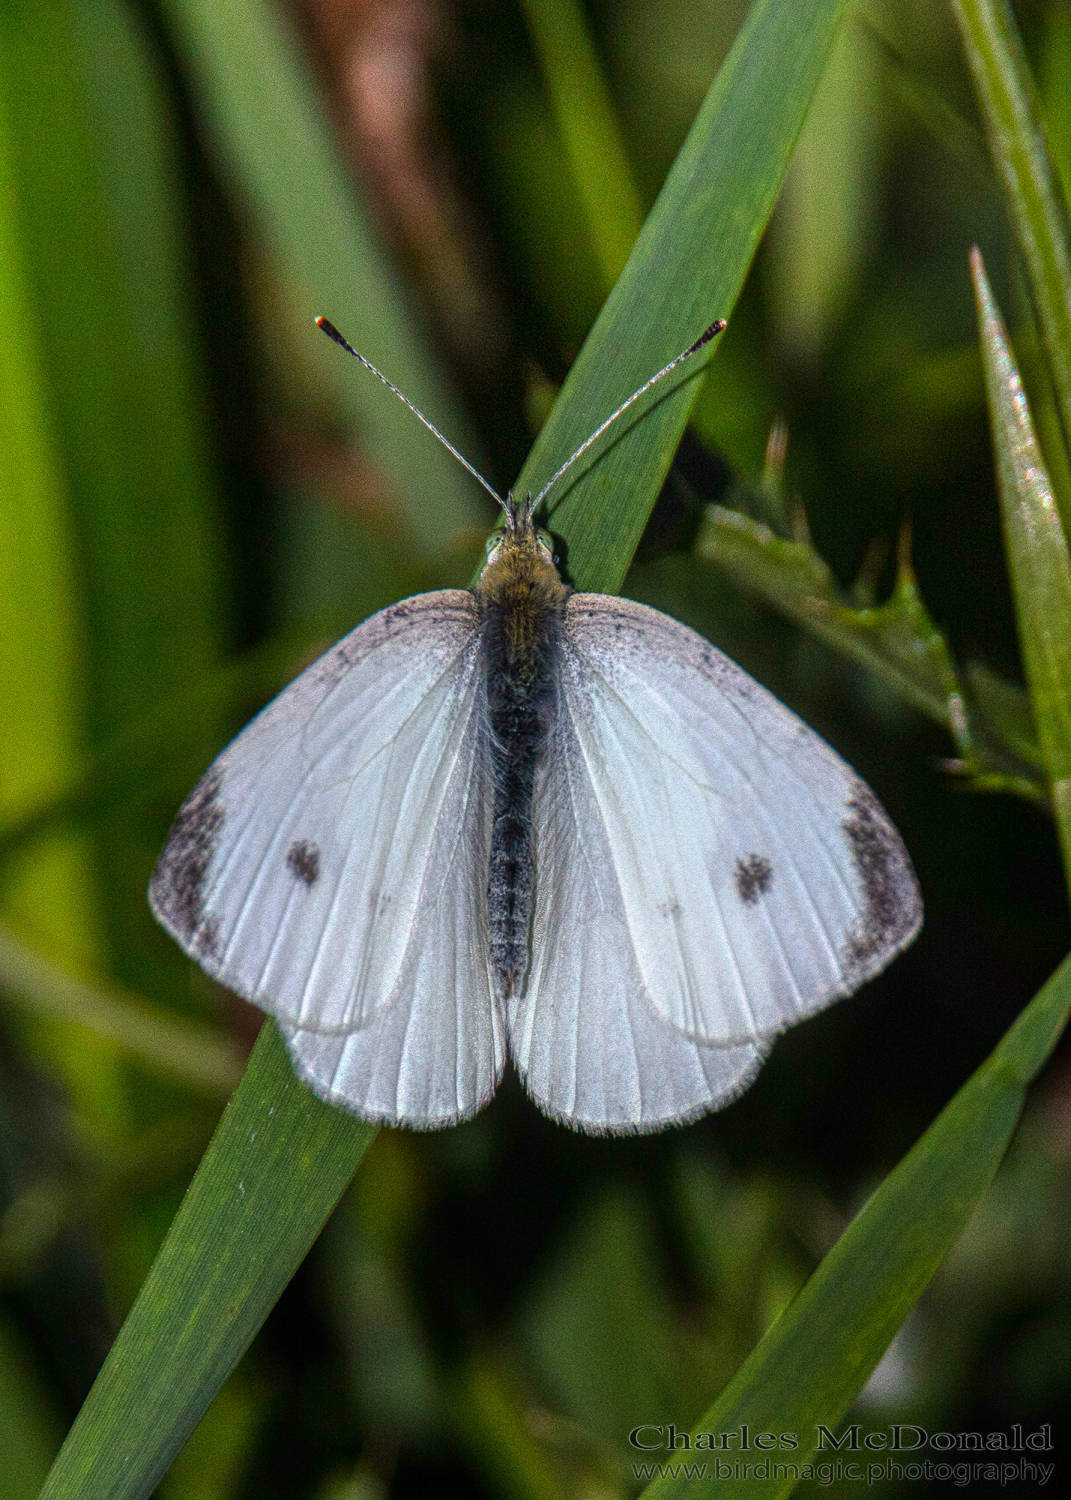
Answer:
(478, 493, 565, 606)
(482, 492, 555, 567)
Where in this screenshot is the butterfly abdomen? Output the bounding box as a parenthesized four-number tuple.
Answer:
(478, 518, 569, 998)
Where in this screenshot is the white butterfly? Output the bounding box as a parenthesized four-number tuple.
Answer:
(150, 322, 921, 1134)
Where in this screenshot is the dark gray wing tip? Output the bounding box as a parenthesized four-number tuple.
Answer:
(148, 767, 225, 953)
(841, 781, 923, 983)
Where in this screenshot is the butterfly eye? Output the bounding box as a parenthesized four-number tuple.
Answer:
(535, 528, 557, 564)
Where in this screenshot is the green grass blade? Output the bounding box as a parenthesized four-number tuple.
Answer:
(950, 0, 1071, 463)
(454, 1359, 572, 1500)
(520, 0, 645, 291)
(0, 611, 364, 867)
(641, 950, 1071, 1499)
(865, 17, 991, 185)
(515, 0, 850, 595)
(0, 18, 95, 968)
(2, 0, 228, 1022)
(7, 0, 225, 741)
(158, 0, 488, 546)
(37, 1023, 376, 1500)
(971, 247, 1071, 884)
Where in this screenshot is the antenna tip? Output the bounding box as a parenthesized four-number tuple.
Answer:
(685, 319, 727, 357)
(316, 315, 353, 353)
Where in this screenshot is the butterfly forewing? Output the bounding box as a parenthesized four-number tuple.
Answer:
(555, 596, 921, 1047)
(150, 592, 505, 1123)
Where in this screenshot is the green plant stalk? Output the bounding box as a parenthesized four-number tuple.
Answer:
(643, 947, 1071, 1498)
(695, 507, 1048, 803)
(950, 0, 1071, 464)
(520, 0, 645, 291)
(972, 247, 1071, 887)
(697, 511, 958, 725)
(37, 1023, 376, 1500)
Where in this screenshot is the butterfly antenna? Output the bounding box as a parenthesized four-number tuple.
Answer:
(316, 316, 508, 512)
(532, 318, 726, 512)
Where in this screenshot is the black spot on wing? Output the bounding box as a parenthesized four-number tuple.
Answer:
(287, 839, 320, 886)
(152, 768, 224, 941)
(842, 784, 921, 975)
(735, 853, 773, 905)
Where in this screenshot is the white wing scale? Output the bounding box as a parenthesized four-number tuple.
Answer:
(149, 591, 505, 1127)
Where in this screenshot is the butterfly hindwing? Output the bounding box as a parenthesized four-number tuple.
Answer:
(554, 595, 921, 1047)
(511, 675, 767, 1134)
(278, 691, 505, 1125)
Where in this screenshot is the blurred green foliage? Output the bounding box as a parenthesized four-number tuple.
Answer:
(2, 1, 1071, 1497)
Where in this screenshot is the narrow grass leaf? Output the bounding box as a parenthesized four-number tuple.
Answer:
(520, 0, 645, 290)
(950, 0, 1071, 464)
(37, 1023, 376, 1500)
(641, 949, 1071, 1499)
(515, 0, 850, 595)
(454, 1358, 571, 1500)
(0, 7, 99, 976)
(2, 0, 228, 1036)
(865, 18, 991, 185)
(0, 612, 363, 866)
(971, 248, 1071, 882)
(0, 1314, 60, 1500)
